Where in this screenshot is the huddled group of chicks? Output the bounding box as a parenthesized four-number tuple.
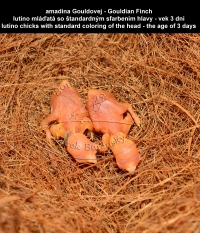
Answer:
(41, 80, 141, 173)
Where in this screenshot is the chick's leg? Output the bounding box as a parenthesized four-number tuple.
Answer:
(122, 112, 134, 136)
(121, 103, 140, 127)
(100, 133, 110, 152)
(50, 123, 66, 139)
(41, 113, 58, 144)
(79, 117, 94, 140)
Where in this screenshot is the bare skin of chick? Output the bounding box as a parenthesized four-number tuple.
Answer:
(86, 89, 140, 172)
(41, 80, 97, 163)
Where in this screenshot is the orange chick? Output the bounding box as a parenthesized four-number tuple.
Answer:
(67, 133, 97, 163)
(86, 89, 140, 172)
(41, 80, 97, 163)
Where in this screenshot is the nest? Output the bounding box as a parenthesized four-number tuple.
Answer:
(0, 33, 200, 233)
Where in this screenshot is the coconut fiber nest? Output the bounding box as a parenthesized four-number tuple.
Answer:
(0, 34, 200, 233)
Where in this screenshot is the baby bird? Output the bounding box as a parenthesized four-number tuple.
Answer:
(86, 89, 140, 172)
(41, 80, 97, 163)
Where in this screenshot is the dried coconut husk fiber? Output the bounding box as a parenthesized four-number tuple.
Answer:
(0, 33, 200, 233)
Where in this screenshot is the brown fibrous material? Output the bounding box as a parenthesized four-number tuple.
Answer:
(0, 34, 200, 233)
